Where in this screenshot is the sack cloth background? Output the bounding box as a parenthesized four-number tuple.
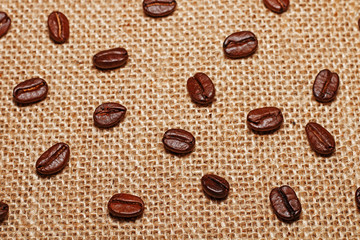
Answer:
(1, 0, 360, 239)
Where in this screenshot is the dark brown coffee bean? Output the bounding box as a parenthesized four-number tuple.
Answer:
(305, 122, 335, 155)
(108, 193, 144, 218)
(270, 185, 301, 222)
(356, 188, 360, 208)
(48, 11, 69, 44)
(36, 143, 70, 175)
(201, 174, 230, 199)
(162, 129, 195, 154)
(313, 69, 339, 103)
(263, 0, 290, 14)
(247, 107, 283, 132)
(93, 103, 127, 128)
(13, 78, 48, 104)
(358, 18, 360, 30)
(223, 31, 258, 59)
(0, 12, 11, 38)
(93, 48, 128, 70)
(187, 73, 215, 105)
(143, 0, 177, 17)
(0, 202, 9, 222)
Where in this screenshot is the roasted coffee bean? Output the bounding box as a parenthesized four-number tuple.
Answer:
(13, 78, 48, 104)
(93, 48, 128, 70)
(305, 122, 335, 155)
(263, 0, 290, 14)
(36, 143, 70, 175)
(247, 107, 283, 132)
(270, 185, 301, 222)
(0, 202, 9, 222)
(143, 0, 177, 17)
(356, 188, 360, 208)
(201, 174, 230, 199)
(223, 31, 258, 59)
(313, 69, 339, 103)
(358, 18, 360, 30)
(93, 103, 127, 128)
(108, 193, 144, 218)
(48, 11, 69, 44)
(0, 12, 11, 38)
(187, 73, 215, 105)
(162, 129, 195, 154)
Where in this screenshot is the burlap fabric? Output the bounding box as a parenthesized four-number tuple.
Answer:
(1, 0, 360, 239)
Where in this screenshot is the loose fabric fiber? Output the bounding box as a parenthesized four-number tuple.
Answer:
(1, 0, 360, 239)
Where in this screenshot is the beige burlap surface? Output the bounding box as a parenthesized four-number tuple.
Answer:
(1, 0, 360, 239)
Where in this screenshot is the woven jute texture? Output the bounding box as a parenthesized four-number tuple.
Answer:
(1, 0, 360, 239)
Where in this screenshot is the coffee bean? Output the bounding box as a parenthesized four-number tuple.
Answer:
(305, 122, 335, 155)
(0, 202, 9, 222)
(162, 129, 195, 154)
(356, 188, 360, 208)
(93, 103, 127, 128)
(108, 193, 144, 218)
(313, 69, 339, 103)
(13, 78, 48, 104)
(223, 31, 258, 59)
(0, 12, 11, 38)
(263, 0, 290, 14)
(201, 174, 230, 199)
(48, 11, 69, 44)
(358, 18, 360, 30)
(270, 185, 301, 222)
(93, 48, 128, 70)
(143, 0, 177, 17)
(187, 73, 215, 105)
(36, 143, 70, 175)
(247, 107, 283, 132)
